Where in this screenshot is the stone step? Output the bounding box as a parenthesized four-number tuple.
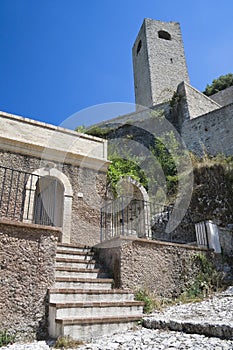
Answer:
(49, 289, 135, 303)
(54, 277, 113, 290)
(57, 243, 92, 253)
(143, 316, 233, 340)
(50, 242, 143, 341)
(49, 316, 142, 341)
(55, 257, 96, 269)
(49, 301, 144, 319)
(56, 250, 94, 260)
(55, 267, 102, 279)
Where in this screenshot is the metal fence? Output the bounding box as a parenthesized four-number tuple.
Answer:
(100, 196, 151, 241)
(0, 165, 39, 222)
(100, 195, 208, 247)
(0, 165, 61, 227)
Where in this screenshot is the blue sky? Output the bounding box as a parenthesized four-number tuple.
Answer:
(0, 0, 232, 127)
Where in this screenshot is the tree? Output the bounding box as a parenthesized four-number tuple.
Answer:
(203, 73, 233, 96)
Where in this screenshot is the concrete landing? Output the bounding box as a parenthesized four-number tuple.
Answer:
(143, 287, 233, 340)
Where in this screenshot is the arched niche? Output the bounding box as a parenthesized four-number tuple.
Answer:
(34, 176, 64, 227)
(116, 176, 151, 239)
(23, 166, 73, 243)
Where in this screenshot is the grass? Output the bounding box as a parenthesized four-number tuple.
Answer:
(134, 276, 224, 315)
(53, 335, 84, 349)
(0, 330, 15, 347)
(190, 151, 233, 169)
(134, 288, 166, 313)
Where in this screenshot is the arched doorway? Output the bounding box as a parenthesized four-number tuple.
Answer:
(101, 176, 151, 240)
(23, 166, 73, 243)
(117, 176, 151, 238)
(34, 176, 64, 227)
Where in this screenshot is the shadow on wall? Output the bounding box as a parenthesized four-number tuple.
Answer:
(36, 291, 50, 340)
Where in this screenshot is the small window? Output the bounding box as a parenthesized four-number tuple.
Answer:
(158, 30, 171, 40)
(136, 40, 142, 55)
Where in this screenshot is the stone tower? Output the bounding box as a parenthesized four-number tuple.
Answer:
(132, 18, 190, 107)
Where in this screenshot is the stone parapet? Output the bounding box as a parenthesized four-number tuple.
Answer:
(0, 111, 109, 170)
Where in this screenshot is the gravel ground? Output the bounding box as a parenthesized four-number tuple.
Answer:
(1, 328, 233, 350)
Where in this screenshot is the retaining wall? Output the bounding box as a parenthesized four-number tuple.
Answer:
(0, 220, 61, 340)
(95, 236, 213, 298)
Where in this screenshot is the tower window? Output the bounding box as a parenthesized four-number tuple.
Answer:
(136, 40, 142, 55)
(158, 30, 171, 40)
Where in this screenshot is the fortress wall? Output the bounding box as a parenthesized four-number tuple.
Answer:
(181, 103, 233, 156)
(177, 82, 220, 120)
(210, 86, 233, 107)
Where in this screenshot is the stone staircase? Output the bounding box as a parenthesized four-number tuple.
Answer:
(48, 243, 144, 341)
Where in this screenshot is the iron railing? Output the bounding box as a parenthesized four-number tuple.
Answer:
(101, 196, 151, 241)
(0, 165, 61, 227)
(0, 165, 39, 222)
(100, 195, 208, 246)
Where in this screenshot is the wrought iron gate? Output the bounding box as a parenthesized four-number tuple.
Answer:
(34, 177, 64, 227)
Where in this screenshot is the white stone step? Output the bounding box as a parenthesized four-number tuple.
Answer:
(55, 267, 101, 279)
(55, 258, 96, 269)
(49, 301, 144, 319)
(54, 277, 113, 290)
(56, 251, 94, 260)
(50, 316, 142, 340)
(57, 243, 92, 253)
(49, 289, 135, 304)
(49, 243, 144, 342)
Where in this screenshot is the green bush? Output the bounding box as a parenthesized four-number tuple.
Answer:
(185, 253, 224, 299)
(107, 130, 182, 199)
(203, 73, 233, 96)
(107, 157, 148, 196)
(134, 289, 162, 313)
(76, 120, 185, 200)
(75, 125, 115, 139)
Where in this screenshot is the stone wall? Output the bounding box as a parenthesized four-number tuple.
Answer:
(95, 236, 213, 298)
(68, 165, 107, 246)
(181, 103, 233, 157)
(211, 86, 233, 107)
(217, 227, 233, 282)
(189, 164, 233, 226)
(0, 150, 107, 246)
(177, 82, 220, 121)
(175, 82, 233, 157)
(219, 228, 233, 257)
(0, 220, 61, 340)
